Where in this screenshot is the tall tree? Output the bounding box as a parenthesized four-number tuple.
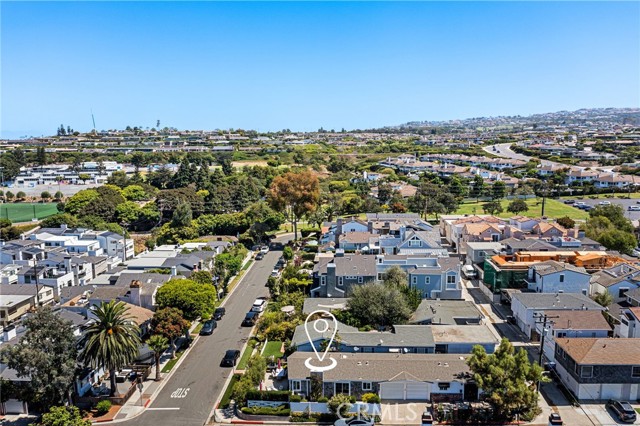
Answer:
(155, 278, 217, 321)
(468, 338, 545, 421)
(80, 301, 141, 396)
(0, 307, 77, 410)
(382, 265, 408, 289)
(268, 170, 320, 240)
(151, 307, 190, 358)
(469, 175, 485, 203)
(346, 283, 411, 329)
(507, 199, 528, 215)
(490, 181, 507, 201)
(482, 201, 503, 216)
(39, 406, 91, 426)
(147, 335, 169, 381)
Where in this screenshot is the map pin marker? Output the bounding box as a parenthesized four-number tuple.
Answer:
(305, 310, 338, 362)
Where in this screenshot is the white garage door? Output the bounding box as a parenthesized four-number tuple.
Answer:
(4, 399, 26, 414)
(379, 382, 406, 400)
(406, 382, 430, 400)
(379, 381, 430, 401)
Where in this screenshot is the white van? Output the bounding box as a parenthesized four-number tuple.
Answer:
(462, 265, 477, 279)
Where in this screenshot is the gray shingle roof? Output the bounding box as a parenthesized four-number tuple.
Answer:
(512, 292, 603, 310)
(410, 300, 484, 325)
(532, 260, 588, 276)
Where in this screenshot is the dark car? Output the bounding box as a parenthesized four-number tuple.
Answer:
(241, 311, 258, 327)
(213, 307, 226, 320)
(563, 199, 575, 205)
(255, 252, 265, 260)
(607, 400, 637, 423)
(269, 242, 284, 250)
(221, 349, 240, 367)
(200, 320, 217, 335)
(548, 412, 563, 425)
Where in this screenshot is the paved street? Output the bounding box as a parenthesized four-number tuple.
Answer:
(114, 235, 290, 426)
(485, 142, 589, 170)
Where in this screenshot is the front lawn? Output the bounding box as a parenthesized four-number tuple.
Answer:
(219, 374, 241, 409)
(451, 198, 588, 220)
(262, 341, 284, 359)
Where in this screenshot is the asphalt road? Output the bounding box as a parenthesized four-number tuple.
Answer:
(485, 142, 591, 170)
(119, 235, 290, 426)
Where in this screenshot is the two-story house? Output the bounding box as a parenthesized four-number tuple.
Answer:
(311, 254, 378, 298)
(554, 338, 640, 401)
(526, 260, 590, 295)
(407, 257, 462, 300)
(617, 307, 640, 338)
(590, 263, 640, 302)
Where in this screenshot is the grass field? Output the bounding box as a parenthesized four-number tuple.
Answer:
(237, 338, 258, 370)
(450, 198, 589, 220)
(262, 341, 284, 359)
(0, 203, 59, 222)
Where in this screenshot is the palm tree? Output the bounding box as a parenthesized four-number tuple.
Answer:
(147, 335, 169, 381)
(80, 301, 141, 396)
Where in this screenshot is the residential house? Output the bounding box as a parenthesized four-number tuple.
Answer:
(406, 257, 462, 299)
(339, 232, 378, 252)
(16, 266, 75, 296)
(531, 222, 567, 239)
(501, 238, 557, 255)
(590, 263, 640, 302)
(537, 310, 611, 362)
(462, 242, 503, 267)
(526, 260, 590, 295)
(311, 254, 378, 298)
(509, 216, 540, 233)
(287, 352, 475, 402)
(617, 307, 640, 338)
(511, 293, 604, 340)
(554, 338, 640, 401)
(409, 300, 484, 326)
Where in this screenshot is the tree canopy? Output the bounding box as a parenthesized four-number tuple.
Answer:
(155, 278, 217, 321)
(268, 170, 320, 239)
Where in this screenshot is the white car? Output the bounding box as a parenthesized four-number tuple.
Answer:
(251, 298, 267, 312)
(598, 201, 611, 206)
(334, 417, 375, 426)
(628, 206, 640, 211)
(270, 269, 281, 278)
(632, 248, 640, 258)
(260, 246, 269, 254)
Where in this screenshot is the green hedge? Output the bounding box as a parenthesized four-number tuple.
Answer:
(300, 227, 320, 238)
(301, 253, 316, 261)
(241, 406, 290, 416)
(219, 374, 241, 409)
(290, 412, 338, 423)
(245, 389, 291, 402)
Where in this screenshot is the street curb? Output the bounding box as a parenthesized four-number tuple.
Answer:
(94, 253, 264, 425)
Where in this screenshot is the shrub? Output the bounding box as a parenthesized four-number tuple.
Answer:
(349, 395, 356, 404)
(301, 253, 316, 261)
(317, 396, 329, 403)
(95, 400, 112, 416)
(300, 227, 320, 238)
(289, 394, 302, 402)
(245, 390, 291, 402)
(241, 406, 290, 416)
(361, 393, 380, 403)
(328, 394, 352, 417)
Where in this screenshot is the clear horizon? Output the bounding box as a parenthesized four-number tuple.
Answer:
(2, 1, 639, 138)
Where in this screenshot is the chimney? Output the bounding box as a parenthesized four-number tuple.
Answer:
(171, 266, 177, 277)
(61, 224, 68, 231)
(129, 280, 142, 305)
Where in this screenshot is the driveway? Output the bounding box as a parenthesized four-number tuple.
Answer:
(113, 234, 292, 426)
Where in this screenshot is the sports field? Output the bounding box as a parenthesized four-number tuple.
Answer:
(0, 203, 59, 223)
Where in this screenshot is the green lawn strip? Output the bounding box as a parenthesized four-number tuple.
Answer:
(219, 374, 241, 409)
(262, 341, 284, 359)
(237, 339, 258, 370)
(242, 260, 253, 271)
(161, 348, 186, 373)
(0, 203, 59, 222)
(191, 322, 204, 336)
(450, 198, 588, 220)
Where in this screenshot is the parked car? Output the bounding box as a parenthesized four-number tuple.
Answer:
(213, 307, 226, 320)
(598, 200, 611, 206)
(628, 205, 640, 211)
(583, 205, 594, 211)
(334, 417, 374, 426)
(260, 245, 269, 254)
(270, 269, 281, 278)
(200, 319, 217, 335)
(255, 252, 265, 260)
(631, 247, 640, 258)
(606, 400, 637, 423)
(574, 201, 586, 207)
(251, 298, 267, 312)
(462, 265, 477, 279)
(221, 349, 240, 367)
(242, 311, 258, 327)
(563, 200, 575, 205)
(548, 412, 563, 425)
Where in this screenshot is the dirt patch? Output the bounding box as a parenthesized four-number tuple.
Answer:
(84, 404, 122, 423)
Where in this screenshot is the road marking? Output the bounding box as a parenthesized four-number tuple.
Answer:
(147, 407, 181, 411)
(170, 387, 190, 398)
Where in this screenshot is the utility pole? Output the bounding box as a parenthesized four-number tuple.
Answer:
(32, 259, 41, 307)
(533, 312, 559, 392)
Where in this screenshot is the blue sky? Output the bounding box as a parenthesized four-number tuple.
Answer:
(2, 1, 639, 137)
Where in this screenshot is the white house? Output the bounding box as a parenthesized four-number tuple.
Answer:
(526, 260, 590, 295)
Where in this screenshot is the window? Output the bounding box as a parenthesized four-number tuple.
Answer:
(438, 382, 451, 391)
(358, 276, 363, 284)
(619, 288, 630, 298)
(292, 380, 302, 392)
(581, 289, 588, 296)
(411, 276, 417, 285)
(321, 276, 326, 286)
(559, 274, 565, 283)
(338, 277, 343, 286)
(335, 382, 350, 395)
(632, 366, 640, 378)
(409, 238, 421, 247)
(581, 366, 593, 378)
(362, 382, 372, 391)
(425, 276, 430, 284)
(479, 252, 486, 258)
(377, 273, 383, 281)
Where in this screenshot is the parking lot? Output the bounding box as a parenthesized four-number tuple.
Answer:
(561, 197, 640, 222)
